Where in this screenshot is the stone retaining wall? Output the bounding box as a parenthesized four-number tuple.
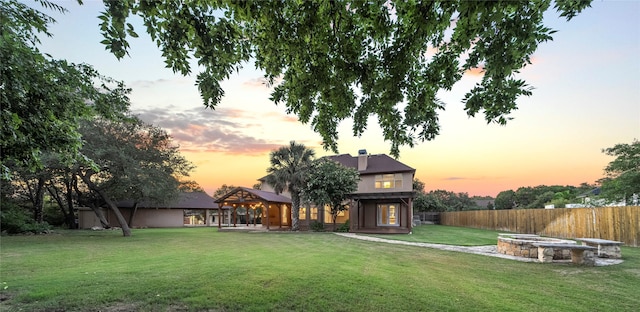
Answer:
(497, 236, 576, 260)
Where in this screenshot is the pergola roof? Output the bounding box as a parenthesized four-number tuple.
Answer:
(214, 187, 292, 205)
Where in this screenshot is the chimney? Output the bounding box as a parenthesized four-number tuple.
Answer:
(357, 149, 368, 171)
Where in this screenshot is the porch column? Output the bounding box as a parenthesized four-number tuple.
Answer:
(408, 197, 413, 232)
(399, 200, 402, 228)
(278, 205, 282, 229)
(252, 208, 257, 226)
(265, 203, 270, 230)
(233, 206, 237, 227)
(359, 201, 363, 231)
(217, 206, 221, 228)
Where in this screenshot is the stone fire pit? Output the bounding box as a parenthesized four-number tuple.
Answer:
(497, 234, 577, 260)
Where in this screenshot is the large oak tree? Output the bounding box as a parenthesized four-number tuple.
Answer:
(76, 117, 195, 236)
(98, 0, 592, 156)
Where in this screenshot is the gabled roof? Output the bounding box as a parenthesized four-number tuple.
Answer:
(117, 192, 218, 209)
(214, 187, 292, 204)
(326, 153, 415, 175)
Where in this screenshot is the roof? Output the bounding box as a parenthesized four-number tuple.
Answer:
(326, 153, 415, 175)
(116, 192, 219, 209)
(214, 187, 292, 204)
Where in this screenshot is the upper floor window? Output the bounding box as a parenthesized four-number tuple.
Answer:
(375, 174, 403, 189)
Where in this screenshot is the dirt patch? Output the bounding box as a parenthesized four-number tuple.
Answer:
(97, 302, 139, 312)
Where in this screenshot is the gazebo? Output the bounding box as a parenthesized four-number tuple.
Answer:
(214, 187, 292, 230)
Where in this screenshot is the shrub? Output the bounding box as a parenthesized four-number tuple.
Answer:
(310, 221, 325, 232)
(0, 202, 52, 234)
(335, 219, 349, 232)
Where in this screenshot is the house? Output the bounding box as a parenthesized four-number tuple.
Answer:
(248, 149, 416, 233)
(327, 150, 416, 234)
(78, 192, 226, 229)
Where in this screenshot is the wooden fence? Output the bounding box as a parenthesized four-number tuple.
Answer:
(439, 206, 639, 247)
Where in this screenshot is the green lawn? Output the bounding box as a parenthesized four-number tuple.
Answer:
(1, 226, 638, 312)
(365, 224, 504, 245)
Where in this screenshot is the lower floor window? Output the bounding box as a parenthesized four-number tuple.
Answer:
(377, 204, 399, 226)
(324, 205, 348, 223)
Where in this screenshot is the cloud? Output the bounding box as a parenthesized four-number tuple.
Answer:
(442, 176, 501, 181)
(132, 105, 297, 156)
(242, 76, 283, 89)
(263, 111, 299, 123)
(129, 78, 189, 89)
(465, 67, 484, 76)
(443, 177, 467, 181)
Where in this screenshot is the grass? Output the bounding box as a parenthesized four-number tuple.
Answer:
(0, 225, 638, 312)
(365, 224, 504, 245)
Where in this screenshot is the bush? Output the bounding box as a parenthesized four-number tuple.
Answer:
(310, 221, 325, 232)
(0, 202, 52, 234)
(335, 219, 350, 232)
(43, 203, 66, 227)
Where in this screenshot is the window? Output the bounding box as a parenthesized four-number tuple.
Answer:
(299, 206, 318, 220)
(310, 207, 318, 220)
(374, 174, 403, 189)
(324, 205, 348, 223)
(377, 204, 399, 226)
(184, 209, 206, 225)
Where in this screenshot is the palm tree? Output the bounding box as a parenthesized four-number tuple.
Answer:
(265, 141, 315, 231)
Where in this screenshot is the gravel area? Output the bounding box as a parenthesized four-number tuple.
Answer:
(334, 233, 623, 266)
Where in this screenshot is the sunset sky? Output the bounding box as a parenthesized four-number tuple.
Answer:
(37, 1, 639, 197)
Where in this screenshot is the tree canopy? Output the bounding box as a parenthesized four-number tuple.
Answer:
(301, 158, 359, 229)
(599, 140, 640, 203)
(1, 0, 131, 177)
(76, 117, 194, 236)
(98, 0, 592, 156)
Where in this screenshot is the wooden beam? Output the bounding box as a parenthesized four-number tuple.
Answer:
(265, 202, 270, 230)
(217, 205, 221, 228)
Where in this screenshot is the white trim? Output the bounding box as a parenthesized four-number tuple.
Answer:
(377, 203, 400, 227)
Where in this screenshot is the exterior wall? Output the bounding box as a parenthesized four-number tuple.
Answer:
(78, 207, 218, 229)
(265, 203, 290, 228)
(128, 208, 185, 227)
(78, 208, 107, 229)
(259, 183, 292, 199)
(355, 172, 414, 193)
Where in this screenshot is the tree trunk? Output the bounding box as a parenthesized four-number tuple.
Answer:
(128, 202, 138, 227)
(79, 171, 132, 237)
(332, 210, 337, 232)
(26, 177, 46, 223)
(291, 192, 300, 231)
(89, 204, 111, 229)
(66, 175, 78, 229)
(47, 185, 74, 229)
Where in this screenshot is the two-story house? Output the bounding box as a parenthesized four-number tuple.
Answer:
(327, 150, 416, 234)
(259, 149, 416, 233)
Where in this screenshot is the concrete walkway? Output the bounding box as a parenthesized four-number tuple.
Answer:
(334, 233, 623, 266)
